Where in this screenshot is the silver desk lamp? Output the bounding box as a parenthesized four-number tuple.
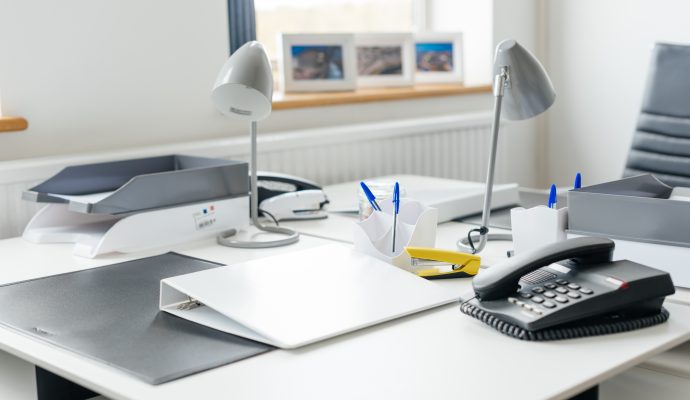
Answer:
(457, 39, 555, 254)
(212, 41, 299, 248)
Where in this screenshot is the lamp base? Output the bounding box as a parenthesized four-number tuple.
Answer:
(217, 225, 299, 249)
(457, 233, 513, 254)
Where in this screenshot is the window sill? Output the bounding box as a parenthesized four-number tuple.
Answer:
(0, 116, 28, 133)
(272, 83, 492, 110)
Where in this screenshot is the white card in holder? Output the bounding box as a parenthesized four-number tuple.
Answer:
(510, 206, 568, 255)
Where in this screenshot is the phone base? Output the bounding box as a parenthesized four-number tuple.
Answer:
(459, 300, 670, 341)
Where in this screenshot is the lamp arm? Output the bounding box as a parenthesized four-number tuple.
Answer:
(458, 68, 508, 254)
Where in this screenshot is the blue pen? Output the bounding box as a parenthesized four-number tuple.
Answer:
(360, 181, 381, 211)
(392, 182, 400, 253)
(548, 184, 557, 209)
(574, 172, 582, 189)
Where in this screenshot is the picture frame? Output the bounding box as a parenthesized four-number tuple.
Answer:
(278, 33, 357, 92)
(354, 33, 415, 88)
(413, 32, 464, 84)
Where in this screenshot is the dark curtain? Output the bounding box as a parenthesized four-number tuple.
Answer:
(228, 0, 257, 54)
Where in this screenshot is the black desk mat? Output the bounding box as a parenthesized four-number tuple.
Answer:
(0, 253, 272, 384)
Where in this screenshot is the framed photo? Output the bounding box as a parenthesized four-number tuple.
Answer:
(414, 33, 464, 83)
(278, 33, 356, 92)
(354, 33, 415, 88)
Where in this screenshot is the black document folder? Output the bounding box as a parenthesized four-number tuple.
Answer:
(0, 253, 272, 384)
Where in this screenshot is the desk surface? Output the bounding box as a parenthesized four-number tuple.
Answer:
(1, 216, 690, 400)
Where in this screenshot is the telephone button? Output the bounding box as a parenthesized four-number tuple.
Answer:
(545, 283, 557, 289)
(542, 300, 556, 308)
(556, 279, 569, 285)
(531, 296, 544, 304)
(533, 308, 543, 315)
(519, 292, 533, 299)
(508, 297, 519, 304)
(532, 287, 545, 294)
(543, 291, 556, 298)
(567, 283, 581, 290)
(523, 304, 534, 311)
(555, 287, 568, 294)
(554, 296, 569, 303)
(579, 287, 594, 295)
(567, 291, 581, 299)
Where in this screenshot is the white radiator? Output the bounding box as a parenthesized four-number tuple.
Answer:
(0, 112, 506, 239)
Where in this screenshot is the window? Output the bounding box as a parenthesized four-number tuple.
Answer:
(255, 0, 418, 64)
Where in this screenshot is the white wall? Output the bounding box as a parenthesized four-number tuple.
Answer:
(545, 0, 690, 187)
(0, 0, 545, 186)
(493, 0, 543, 187)
(0, 0, 493, 162)
(0, 0, 233, 160)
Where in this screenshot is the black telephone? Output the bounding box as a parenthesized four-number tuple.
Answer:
(461, 237, 675, 340)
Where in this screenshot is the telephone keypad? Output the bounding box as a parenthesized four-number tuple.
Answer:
(520, 279, 595, 316)
(542, 300, 556, 308)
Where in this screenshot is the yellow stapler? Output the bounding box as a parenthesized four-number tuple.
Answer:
(405, 247, 481, 279)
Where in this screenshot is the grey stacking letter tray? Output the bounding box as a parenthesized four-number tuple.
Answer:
(568, 174, 690, 247)
(22, 155, 250, 258)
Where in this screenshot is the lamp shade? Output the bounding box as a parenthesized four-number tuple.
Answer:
(212, 41, 273, 121)
(493, 40, 556, 121)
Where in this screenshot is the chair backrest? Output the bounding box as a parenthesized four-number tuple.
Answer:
(624, 43, 690, 187)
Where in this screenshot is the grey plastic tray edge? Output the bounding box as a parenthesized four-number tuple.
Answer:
(567, 177, 690, 247)
(22, 155, 249, 215)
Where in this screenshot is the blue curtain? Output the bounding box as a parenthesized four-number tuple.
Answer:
(227, 0, 257, 54)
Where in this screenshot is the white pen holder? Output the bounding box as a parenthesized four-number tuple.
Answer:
(510, 206, 568, 255)
(353, 199, 437, 272)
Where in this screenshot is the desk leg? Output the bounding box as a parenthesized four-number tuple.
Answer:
(35, 367, 99, 400)
(569, 385, 598, 400)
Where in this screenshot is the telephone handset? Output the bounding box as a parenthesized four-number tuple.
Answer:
(473, 237, 614, 301)
(462, 237, 675, 340)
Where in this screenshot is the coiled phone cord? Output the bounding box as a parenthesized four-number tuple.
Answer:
(459, 299, 670, 341)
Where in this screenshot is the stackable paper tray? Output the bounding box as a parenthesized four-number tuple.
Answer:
(567, 174, 690, 247)
(22, 155, 248, 214)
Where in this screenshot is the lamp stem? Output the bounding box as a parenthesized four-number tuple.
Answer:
(457, 70, 507, 254)
(474, 92, 504, 253)
(217, 121, 299, 248)
(250, 120, 260, 226)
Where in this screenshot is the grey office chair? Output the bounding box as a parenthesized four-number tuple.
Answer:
(624, 43, 690, 187)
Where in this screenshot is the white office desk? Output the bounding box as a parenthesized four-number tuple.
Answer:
(1, 216, 690, 400)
